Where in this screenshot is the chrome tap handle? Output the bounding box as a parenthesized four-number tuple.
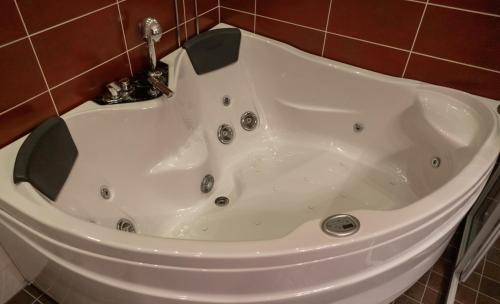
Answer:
(141, 17, 162, 71)
(147, 70, 174, 98)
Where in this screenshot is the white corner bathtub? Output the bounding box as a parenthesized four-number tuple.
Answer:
(0, 25, 499, 304)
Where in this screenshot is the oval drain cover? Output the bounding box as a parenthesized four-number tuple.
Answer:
(322, 214, 360, 237)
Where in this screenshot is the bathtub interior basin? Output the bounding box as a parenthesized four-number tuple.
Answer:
(4, 26, 500, 243)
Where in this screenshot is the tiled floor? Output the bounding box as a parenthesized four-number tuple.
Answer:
(392, 234, 500, 304)
(6, 285, 56, 304)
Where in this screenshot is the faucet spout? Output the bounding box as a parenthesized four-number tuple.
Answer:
(147, 70, 174, 98)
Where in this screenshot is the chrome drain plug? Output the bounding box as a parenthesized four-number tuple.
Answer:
(215, 196, 229, 207)
(240, 112, 258, 131)
(218, 124, 234, 144)
(201, 174, 215, 193)
(116, 218, 136, 233)
(322, 214, 360, 237)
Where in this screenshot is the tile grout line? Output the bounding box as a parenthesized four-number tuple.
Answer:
(182, 0, 188, 40)
(218, 0, 221, 24)
(477, 291, 500, 303)
(474, 259, 486, 304)
(0, 91, 48, 116)
(21, 287, 39, 300)
(427, 2, 500, 18)
(328, 32, 408, 52)
(116, 0, 133, 77)
(253, 0, 257, 33)
(3, 3, 220, 119)
(0, 36, 27, 49)
(321, 0, 334, 57)
(0, 1, 497, 53)
(0, 1, 129, 52)
(50, 51, 128, 91)
(28, 2, 119, 38)
(402, 0, 428, 78)
(412, 52, 500, 74)
(13, 0, 59, 116)
(420, 271, 432, 303)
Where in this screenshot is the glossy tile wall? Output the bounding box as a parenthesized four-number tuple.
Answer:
(0, 0, 218, 148)
(220, 0, 500, 100)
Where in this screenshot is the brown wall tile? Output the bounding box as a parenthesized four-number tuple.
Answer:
(0, 39, 46, 113)
(415, 6, 500, 71)
(0, 0, 25, 45)
(328, 0, 425, 49)
(221, 0, 255, 13)
(257, 0, 330, 30)
(0, 93, 56, 147)
(186, 9, 220, 40)
(184, 0, 219, 21)
(52, 55, 130, 114)
(405, 54, 500, 100)
(256, 17, 324, 55)
(323, 34, 408, 76)
(430, 0, 500, 15)
(17, 0, 115, 33)
(31, 6, 126, 86)
(221, 8, 254, 32)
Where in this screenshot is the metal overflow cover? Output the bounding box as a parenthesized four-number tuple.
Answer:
(218, 124, 234, 144)
(322, 214, 360, 237)
(240, 112, 258, 131)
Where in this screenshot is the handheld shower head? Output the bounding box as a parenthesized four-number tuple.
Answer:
(141, 17, 162, 71)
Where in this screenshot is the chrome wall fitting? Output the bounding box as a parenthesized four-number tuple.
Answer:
(218, 124, 234, 144)
(240, 112, 258, 131)
(141, 17, 162, 71)
(116, 218, 136, 233)
(201, 174, 215, 193)
(322, 214, 360, 237)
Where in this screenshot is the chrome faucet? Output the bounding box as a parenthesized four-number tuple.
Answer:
(141, 17, 174, 98)
(142, 17, 162, 71)
(98, 17, 173, 105)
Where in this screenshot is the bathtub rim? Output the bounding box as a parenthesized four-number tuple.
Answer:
(0, 25, 498, 262)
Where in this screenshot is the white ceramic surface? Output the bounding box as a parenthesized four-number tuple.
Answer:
(0, 25, 498, 304)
